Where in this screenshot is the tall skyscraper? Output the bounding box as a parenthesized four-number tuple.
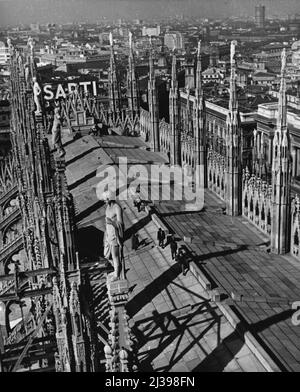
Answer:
(255, 4, 266, 28)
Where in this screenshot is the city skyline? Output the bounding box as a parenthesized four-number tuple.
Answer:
(0, 0, 299, 25)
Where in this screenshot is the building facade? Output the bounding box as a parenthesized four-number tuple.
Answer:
(164, 32, 185, 51)
(0, 42, 10, 65)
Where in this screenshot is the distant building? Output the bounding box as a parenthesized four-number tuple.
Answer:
(289, 20, 300, 32)
(99, 32, 110, 45)
(236, 69, 251, 88)
(30, 23, 40, 32)
(119, 27, 129, 37)
(202, 67, 224, 84)
(255, 100, 300, 180)
(253, 43, 291, 74)
(0, 42, 10, 65)
(252, 70, 276, 86)
(142, 26, 161, 37)
(286, 65, 300, 83)
(292, 41, 300, 68)
(255, 4, 266, 28)
(38, 44, 105, 67)
(164, 32, 184, 50)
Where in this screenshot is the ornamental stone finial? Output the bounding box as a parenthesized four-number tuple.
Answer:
(109, 32, 113, 47)
(28, 36, 34, 54)
(129, 31, 132, 50)
(230, 40, 237, 65)
(7, 37, 13, 51)
(197, 40, 201, 57)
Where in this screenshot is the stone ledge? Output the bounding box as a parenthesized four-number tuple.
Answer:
(244, 331, 282, 373)
(189, 262, 212, 291)
(217, 302, 241, 328)
(231, 291, 291, 306)
(147, 210, 170, 235)
(215, 303, 282, 372)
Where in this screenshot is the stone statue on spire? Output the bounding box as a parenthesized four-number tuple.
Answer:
(129, 30, 132, 50)
(28, 36, 34, 55)
(7, 37, 13, 51)
(32, 76, 42, 115)
(281, 48, 286, 75)
(173, 36, 176, 51)
(230, 40, 237, 65)
(197, 40, 201, 56)
(51, 107, 66, 158)
(103, 190, 125, 281)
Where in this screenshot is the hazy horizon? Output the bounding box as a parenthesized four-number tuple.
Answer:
(0, 0, 299, 26)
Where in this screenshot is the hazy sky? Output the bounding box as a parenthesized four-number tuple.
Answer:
(0, 0, 299, 25)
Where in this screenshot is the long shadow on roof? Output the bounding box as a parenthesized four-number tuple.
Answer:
(126, 263, 183, 319)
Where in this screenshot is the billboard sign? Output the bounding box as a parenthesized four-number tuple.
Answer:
(42, 80, 98, 101)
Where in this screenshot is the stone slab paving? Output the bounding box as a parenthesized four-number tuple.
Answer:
(121, 197, 265, 372)
(104, 147, 167, 165)
(65, 140, 113, 188)
(64, 135, 100, 163)
(64, 135, 266, 372)
(98, 135, 149, 149)
(156, 190, 300, 372)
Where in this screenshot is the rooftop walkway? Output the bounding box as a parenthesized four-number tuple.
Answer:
(61, 132, 269, 371)
(157, 191, 300, 372)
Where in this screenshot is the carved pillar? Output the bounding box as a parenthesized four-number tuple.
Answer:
(106, 278, 135, 372)
(127, 31, 139, 122)
(271, 48, 291, 254)
(292, 145, 297, 179)
(169, 53, 181, 166)
(225, 41, 242, 216)
(148, 44, 160, 152)
(194, 41, 207, 190)
(69, 281, 88, 372)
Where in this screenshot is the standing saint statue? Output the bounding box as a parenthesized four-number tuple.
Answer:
(281, 48, 286, 75)
(24, 63, 30, 84)
(51, 107, 66, 157)
(32, 76, 42, 115)
(103, 190, 124, 281)
(27, 36, 34, 55)
(7, 37, 13, 51)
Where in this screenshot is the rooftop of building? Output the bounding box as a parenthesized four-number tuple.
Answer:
(261, 42, 288, 51)
(257, 100, 300, 118)
(181, 86, 275, 114)
(252, 71, 276, 78)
